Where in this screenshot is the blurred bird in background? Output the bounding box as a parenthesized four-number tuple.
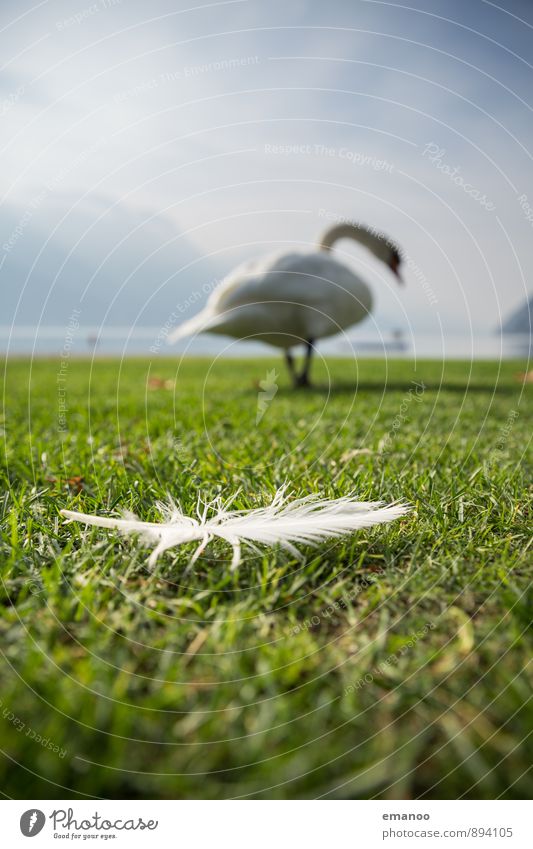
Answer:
(169, 223, 404, 387)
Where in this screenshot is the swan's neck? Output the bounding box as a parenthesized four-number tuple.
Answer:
(319, 222, 386, 254)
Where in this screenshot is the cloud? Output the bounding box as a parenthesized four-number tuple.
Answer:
(1, 0, 532, 346)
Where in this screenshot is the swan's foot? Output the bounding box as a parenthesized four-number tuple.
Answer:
(294, 373, 312, 389)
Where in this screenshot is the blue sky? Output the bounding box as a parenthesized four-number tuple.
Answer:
(2, 0, 532, 351)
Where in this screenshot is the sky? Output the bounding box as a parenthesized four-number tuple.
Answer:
(1, 0, 533, 354)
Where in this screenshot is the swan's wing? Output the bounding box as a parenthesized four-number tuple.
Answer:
(206, 253, 300, 312)
(212, 252, 365, 310)
(167, 252, 368, 342)
(167, 256, 284, 342)
(167, 253, 305, 342)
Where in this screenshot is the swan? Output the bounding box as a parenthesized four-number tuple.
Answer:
(168, 222, 404, 387)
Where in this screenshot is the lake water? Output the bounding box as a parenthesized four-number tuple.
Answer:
(1, 326, 531, 361)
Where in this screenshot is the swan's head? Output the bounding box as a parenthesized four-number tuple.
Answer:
(387, 244, 403, 284)
(359, 227, 404, 284)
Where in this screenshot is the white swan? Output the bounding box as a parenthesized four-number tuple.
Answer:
(168, 223, 404, 386)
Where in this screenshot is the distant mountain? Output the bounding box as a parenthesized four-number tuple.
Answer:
(500, 296, 533, 334)
(2, 195, 216, 331)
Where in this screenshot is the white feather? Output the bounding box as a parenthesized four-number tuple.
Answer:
(60, 486, 410, 570)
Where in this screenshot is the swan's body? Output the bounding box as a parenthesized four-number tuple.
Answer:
(174, 250, 374, 348)
(169, 223, 403, 386)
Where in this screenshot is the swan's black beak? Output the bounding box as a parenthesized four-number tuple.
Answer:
(389, 255, 404, 285)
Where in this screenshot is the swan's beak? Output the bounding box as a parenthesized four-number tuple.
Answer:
(389, 256, 404, 284)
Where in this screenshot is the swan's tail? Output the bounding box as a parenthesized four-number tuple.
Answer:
(167, 310, 218, 344)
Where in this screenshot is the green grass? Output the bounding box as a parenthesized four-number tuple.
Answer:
(0, 356, 531, 799)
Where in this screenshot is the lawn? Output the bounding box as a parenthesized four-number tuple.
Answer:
(0, 356, 531, 799)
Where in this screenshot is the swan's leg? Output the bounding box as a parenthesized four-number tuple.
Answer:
(296, 339, 315, 388)
(284, 350, 299, 387)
